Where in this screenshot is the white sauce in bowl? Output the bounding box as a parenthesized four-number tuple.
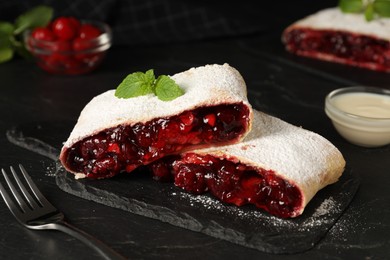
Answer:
(331, 92, 390, 119)
(325, 86, 390, 147)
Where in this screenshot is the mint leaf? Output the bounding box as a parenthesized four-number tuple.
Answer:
(374, 0, 390, 17)
(0, 46, 13, 63)
(14, 5, 53, 34)
(155, 75, 184, 101)
(365, 3, 375, 20)
(115, 69, 185, 101)
(339, 0, 390, 20)
(115, 69, 156, 98)
(339, 0, 363, 13)
(0, 5, 53, 63)
(0, 23, 14, 63)
(0, 22, 14, 36)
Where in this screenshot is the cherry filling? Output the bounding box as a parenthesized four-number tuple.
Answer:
(64, 103, 250, 179)
(149, 153, 303, 219)
(284, 28, 390, 71)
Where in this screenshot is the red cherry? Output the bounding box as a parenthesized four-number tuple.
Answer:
(62, 58, 83, 73)
(72, 37, 98, 61)
(31, 27, 56, 41)
(68, 17, 81, 31)
(78, 24, 101, 40)
(107, 143, 120, 154)
(203, 114, 216, 126)
(49, 40, 72, 53)
(52, 17, 79, 40)
(46, 53, 69, 64)
(72, 37, 91, 51)
(44, 54, 82, 74)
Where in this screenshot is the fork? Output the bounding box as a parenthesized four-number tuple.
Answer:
(0, 164, 126, 260)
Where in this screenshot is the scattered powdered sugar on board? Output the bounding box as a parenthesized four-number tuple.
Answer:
(45, 165, 57, 177)
(41, 160, 60, 177)
(172, 191, 343, 231)
(325, 199, 374, 243)
(173, 192, 227, 212)
(298, 197, 341, 232)
(312, 197, 339, 217)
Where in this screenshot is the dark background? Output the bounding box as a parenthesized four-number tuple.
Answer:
(0, 0, 338, 46)
(1, 1, 389, 260)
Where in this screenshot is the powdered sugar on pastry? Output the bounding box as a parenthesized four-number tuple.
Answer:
(285, 7, 390, 41)
(282, 7, 390, 72)
(188, 110, 345, 217)
(63, 63, 251, 148)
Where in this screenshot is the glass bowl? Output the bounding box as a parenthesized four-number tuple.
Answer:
(24, 20, 112, 75)
(325, 86, 390, 147)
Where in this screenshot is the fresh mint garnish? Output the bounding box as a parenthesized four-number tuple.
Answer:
(0, 22, 15, 63)
(373, 0, 390, 17)
(14, 5, 53, 34)
(365, 2, 375, 21)
(339, 0, 363, 13)
(155, 75, 184, 101)
(339, 0, 390, 21)
(115, 69, 184, 101)
(0, 5, 53, 64)
(115, 69, 155, 98)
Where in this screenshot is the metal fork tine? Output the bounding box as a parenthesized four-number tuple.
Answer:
(18, 164, 53, 208)
(1, 168, 30, 214)
(0, 181, 24, 219)
(10, 166, 41, 209)
(1, 165, 125, 259)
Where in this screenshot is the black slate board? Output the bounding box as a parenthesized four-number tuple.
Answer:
(6, 121, 360, 254)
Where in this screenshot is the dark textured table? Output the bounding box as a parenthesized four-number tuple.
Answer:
(1, 7, 389, 260)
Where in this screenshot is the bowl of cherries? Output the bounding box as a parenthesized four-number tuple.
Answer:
(24, 16, 112, 75)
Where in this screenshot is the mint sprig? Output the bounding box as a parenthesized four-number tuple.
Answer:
(339, 0, 390, 21)
(0, 5, 53, 63)
(339, 0, 363, 13)
(115, 69, 184, 101)
(373, 0, 390, 17)
(0, 22, 15, 63)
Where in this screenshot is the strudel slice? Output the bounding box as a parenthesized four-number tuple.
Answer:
(282, 7, 390, 72)
(150, 110, 345, 218)
(60, 64, 253, 179)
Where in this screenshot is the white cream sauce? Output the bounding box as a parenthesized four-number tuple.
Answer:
(332, 92, 390, 119)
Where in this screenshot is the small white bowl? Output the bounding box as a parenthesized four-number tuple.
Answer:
(325, 86, 390, 148)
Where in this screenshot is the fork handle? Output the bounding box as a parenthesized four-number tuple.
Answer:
(53, 220, 126, 260)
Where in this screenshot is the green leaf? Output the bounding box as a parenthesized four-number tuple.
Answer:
(115, 69, 156, 98)
(0, 31, 12, 51)
(339, 0, 363, 13)
(155, 75, 184, 101)
(0, 22, 15, 37)
(14, 5, 53, 34)
(115, 69, 185, 101)
(0, 47, 14, 63)
(373, 0, 390, 17)
(365, 3, 375, 21)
